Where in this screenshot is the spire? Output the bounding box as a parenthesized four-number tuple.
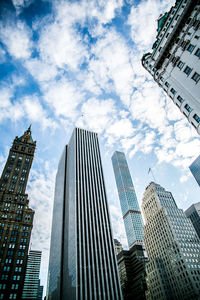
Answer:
(17, 125, 36, 145)
(27, 124, 32, 135)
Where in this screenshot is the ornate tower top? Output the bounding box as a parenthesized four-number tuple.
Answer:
(15, 125, 36, 146)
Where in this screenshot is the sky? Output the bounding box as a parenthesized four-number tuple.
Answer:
(0, 0, 200, 296)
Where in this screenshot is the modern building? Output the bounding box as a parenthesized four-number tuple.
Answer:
(111, 151, 143, 248)
(116, 245, 147, 300)
(0, 126, 35, 300)
(185, 202, 200, 239)
(142, 182, 200, 299)
(189, 155, 200, 187)
(114, 239, 123, 256)
(22, 250, 42, 299)
(47, 128, 122, 300)
(37, 281, 43, 300)
(142, 0, 200, 134)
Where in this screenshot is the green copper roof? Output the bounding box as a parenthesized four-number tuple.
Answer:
(157, 12, 168, 33)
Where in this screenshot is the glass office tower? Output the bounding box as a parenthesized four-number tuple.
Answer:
(189, 155, 200, 187)
(22, 250, 42, 299)
(111, 151, 143, 248)
(47, 128, 122, 300)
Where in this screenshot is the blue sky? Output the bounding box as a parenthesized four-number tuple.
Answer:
(0, 0, 200, 295)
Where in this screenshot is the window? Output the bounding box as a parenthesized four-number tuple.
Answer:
(187, 44, 195, 53)
(185, 104, 192, 112)
(170, 88, 176, 95)
(184, 66, 192, 75)
(193, 114, 200, 123)
(192, 72, 200, 83)
(165, 81, 169, 87)
(177, 61, 184, 69)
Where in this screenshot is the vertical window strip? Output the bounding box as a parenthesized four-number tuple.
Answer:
(82, 130, 92, 299)
(79, 130, 86, 300)
(94, 137, 120, 299)
(88, 132, 106, 299)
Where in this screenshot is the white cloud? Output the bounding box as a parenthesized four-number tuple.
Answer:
(130, 81, 168, 131)
(0, 45, 6, 63)
(106, 118, 135, 138)
(0, 21, 32, 59)
(12, 0, 34, 14)
(90, 29, 134, 106)
(25, 58, 58, 82)
(22, 96, 58, 130)
(0, 88, 57, 130)
(42, 79, 84, 119)
(77, 98, 116, 133)
(128, 0, 175, 52)
(27, 166, 56, 291)
(38, 3, 88, 70)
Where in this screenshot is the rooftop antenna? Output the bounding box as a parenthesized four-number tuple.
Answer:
(148, 167, 156, 182)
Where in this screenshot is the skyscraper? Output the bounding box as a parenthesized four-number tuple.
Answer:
(47, 128, 122, 300)
(0, 126, 35, 300)
(142, 182, 200, 299)
(142, 0, 200, 134)
(111, 151, 143, 248)
(189, 155, 200, 187)
(22, 250, 42, 299)
(116, 245, 147, 300)
(114, 239, 123, 256)
(185, 202, 200, 239)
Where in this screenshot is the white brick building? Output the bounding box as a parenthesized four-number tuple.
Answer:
(142, 0, 200, 134)
(142, 182, 200, 299)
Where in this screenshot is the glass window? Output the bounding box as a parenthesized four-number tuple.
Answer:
(177, 61, 184, 69)
(187, 44, 195, 52)
(165, 81, 169, 87)
(195, 48, 200, 57)
(193, 114, 200, 123)
(184, 66, 192, 75)
(185, 104, 192, 112)
(192, 72, 200, 83)
(170, 88, 176, 95)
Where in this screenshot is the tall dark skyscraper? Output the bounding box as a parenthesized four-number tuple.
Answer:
(185, 202, 200, 239)
(0, 126, 35, 300)
(111, 151, 143, 248)
(189, 155, 200, 187)
(47, 128, 122, 300)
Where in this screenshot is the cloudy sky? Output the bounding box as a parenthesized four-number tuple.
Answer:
(0, 0, 200, 295)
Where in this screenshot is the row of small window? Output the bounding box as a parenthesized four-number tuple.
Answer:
(3, 266, 22, 272)
(4, 174, 26, 181)
(14, 144, 33, 153)
(186, 44, 200, 56)
(177, 61, 200, 83)
(0, 294, 17, 299)
(2, 250, 25, 257)
(2, 258, 23, 265)
(11, 152, 31, 160)
(164, 84, 200, 123)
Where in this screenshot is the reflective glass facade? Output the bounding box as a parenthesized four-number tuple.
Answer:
(47, 128, 122, 300)
(22, 250, 42, 299)
(189, 155, 200, 187)
(111, 151, 143, 248)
